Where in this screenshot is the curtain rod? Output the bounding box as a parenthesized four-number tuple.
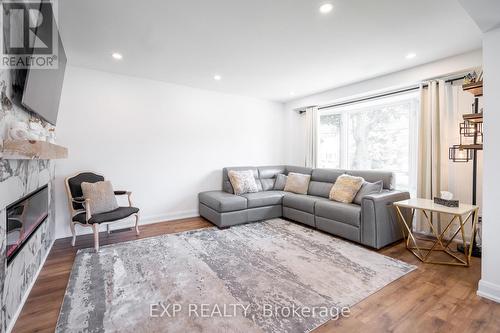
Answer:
(317, 86, 418, 111)
(313, 75, 466, 112)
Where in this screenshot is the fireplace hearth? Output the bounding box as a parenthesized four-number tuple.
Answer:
(6, 185, 49, 264)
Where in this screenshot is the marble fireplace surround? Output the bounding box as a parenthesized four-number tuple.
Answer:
(0, 160, 56, 333)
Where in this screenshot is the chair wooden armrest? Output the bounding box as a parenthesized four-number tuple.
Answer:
(83, 198, 92, 222)
(114, 191, 133, 207)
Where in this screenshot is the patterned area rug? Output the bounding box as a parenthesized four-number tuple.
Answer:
(56, 219, 415, 333)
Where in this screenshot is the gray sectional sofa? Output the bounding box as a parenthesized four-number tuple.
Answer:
(198, 165, 410, 249)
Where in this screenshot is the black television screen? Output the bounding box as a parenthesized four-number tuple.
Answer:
(21, 32, 67, 125)
(7, 1, 67, 125)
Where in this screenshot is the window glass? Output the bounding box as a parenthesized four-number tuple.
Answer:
(317, 92, 419, 192)
(318, 113, 342, 169)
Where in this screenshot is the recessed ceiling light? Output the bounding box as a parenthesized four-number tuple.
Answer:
(406, 53, 416, 59)
(213, 74, 222, 81)
(112, 52, 123, 60)
(319, 3, 333, 14)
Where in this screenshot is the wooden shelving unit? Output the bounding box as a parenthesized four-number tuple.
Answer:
(1, 140, 68, 160)
(459, 144, 483, 150)
(462, 113, 483, 123)
(462, 81, 483, 97)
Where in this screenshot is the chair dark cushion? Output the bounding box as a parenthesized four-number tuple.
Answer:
(73, 207, 139, 224)
(67, 173, 105, 209)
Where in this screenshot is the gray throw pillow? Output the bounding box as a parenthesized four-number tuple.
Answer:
(273, 174, 288, 190)
(353, 180, 383, 205)
(81, 181, 119, 215)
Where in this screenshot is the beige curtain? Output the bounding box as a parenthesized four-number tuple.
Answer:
(416, 80, 446, 232)
(304, 106, 318, 168)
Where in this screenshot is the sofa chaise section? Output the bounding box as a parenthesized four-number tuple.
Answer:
(199, 166, 287, 228)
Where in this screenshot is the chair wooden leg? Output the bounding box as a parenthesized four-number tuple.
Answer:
(92, 224, 100, 252)
(70, 222, 76, 246)
(135, 213, 140, 236)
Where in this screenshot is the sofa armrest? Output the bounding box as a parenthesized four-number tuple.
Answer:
(360, 191, 411, 249)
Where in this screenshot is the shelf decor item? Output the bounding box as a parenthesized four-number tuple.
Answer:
(460, 121, 483, 143)
(434, 197, 459, 207)
(449, 144, 473, 162)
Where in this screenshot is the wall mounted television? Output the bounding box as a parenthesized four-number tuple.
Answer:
(9, 1, 67, 125)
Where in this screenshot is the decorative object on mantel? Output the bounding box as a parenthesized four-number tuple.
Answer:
(8, 121, 29, 140)
(448, 74, 483, 257)
(28, 119, 47, 141)
(1, 139, 68, 159)
(46, 127, 56, 143)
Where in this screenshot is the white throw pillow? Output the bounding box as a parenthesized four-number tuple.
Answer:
(228, 170, 259, 195)
(81, 181, 119, 215)
(329, 175, 364, 203)
(284, 172, 311, 195)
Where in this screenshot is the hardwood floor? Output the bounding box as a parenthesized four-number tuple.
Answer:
(12, 217, 500, 333)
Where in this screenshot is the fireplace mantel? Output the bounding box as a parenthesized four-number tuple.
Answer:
(1, 140, 68, 160)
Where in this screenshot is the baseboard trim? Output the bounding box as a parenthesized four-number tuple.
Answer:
(477, 279, 500, 303)
(140, 210, 200, 225)
(6, 239, 55, 333)
(58, 210, 200, 239)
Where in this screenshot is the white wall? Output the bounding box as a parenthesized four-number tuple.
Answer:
(478, 26, 500, 303)
(54, 66, 286, 239)
(283, 50, 483, 166)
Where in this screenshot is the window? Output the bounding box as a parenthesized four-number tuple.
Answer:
(317, 92, 419, 192)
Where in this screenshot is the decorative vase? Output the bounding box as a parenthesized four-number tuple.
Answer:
(9, 121, 29, 140)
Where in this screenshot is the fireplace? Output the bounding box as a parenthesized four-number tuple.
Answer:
(6, 185, 49, 264)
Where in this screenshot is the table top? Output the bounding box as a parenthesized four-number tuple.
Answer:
(393, 198, 478, 215)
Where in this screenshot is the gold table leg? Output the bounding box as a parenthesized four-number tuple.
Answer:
(395, 206, 478, 267)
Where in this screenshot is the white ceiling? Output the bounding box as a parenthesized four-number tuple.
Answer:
(58, 0, 482, 102)
(458, 0, 500, 33)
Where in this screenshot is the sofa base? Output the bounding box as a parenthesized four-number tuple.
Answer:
(199, 203, 282, 228)
(315, 216, 360, 243)
(283, 207, 315, 227)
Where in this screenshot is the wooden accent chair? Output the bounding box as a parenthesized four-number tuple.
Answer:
(65, 172, 140, 251)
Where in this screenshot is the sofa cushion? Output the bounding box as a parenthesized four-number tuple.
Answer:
(282, 193, 329, 214)
(315, 201, 361, 227)
(258, 166, 286, 179)
(284, 173, 311, 194)
(353, 180, 383, 205)
(329, 174, 364, 203)
(258, 166, 286, 191)
(307, 181, 333, 198)
(311, 168, 346, 183)
(228, 170, 260, 195)
(308, 168, 346, 198)
(242, 191, 285, 208)
(73, 207, 139, 224)
(285, 165, 313, 175)
(274, 174, 287, 190)
(199, 191, 247, 212)
(223, 167, 262, 193)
